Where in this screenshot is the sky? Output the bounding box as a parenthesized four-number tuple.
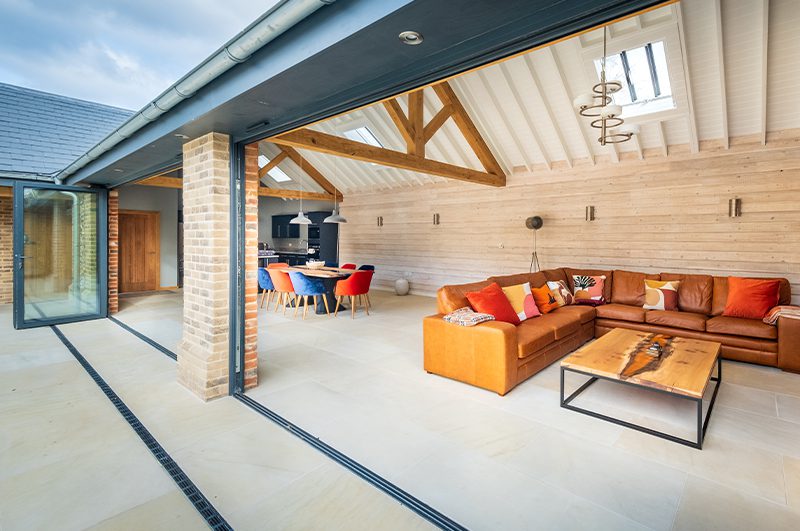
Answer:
(0, 0, 280, 110)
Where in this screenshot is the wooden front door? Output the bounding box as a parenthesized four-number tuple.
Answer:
(119, 210, 159, 293)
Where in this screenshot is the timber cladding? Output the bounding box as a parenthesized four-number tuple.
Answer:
(338, 132, 800, 304)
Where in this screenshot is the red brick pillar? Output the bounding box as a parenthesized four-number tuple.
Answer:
(108, 190, 119, 314)
(243, 143, 259, 390)
(0, 191, 12, 305)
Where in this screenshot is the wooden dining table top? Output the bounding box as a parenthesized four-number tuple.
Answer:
(277, 265, 354, 278)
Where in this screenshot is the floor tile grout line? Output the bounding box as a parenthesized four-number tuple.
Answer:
(107, 316, 177, 360)
(49, 325, 232, 531)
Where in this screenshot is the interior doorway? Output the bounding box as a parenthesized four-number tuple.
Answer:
(119, 209, 160, 293)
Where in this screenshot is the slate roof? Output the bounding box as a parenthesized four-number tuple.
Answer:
(0, 82, 134, 178)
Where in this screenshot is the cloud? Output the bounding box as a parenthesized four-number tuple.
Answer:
(0, 0, 278, 109)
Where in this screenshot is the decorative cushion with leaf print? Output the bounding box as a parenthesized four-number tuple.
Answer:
(572, 275, 607, 305)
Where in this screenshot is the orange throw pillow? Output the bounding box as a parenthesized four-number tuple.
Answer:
(531, 285, 559, 314)
(723, 277, 781, 320)
(465, 282, 520, 325)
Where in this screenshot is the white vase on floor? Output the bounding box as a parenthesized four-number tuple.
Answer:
(395, 278, 410, 296)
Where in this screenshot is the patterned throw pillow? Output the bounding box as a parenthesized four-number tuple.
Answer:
(531, 285, 559, 314)
(572, 275, 606, 303)
(443, 307, 495, 327)
(547, 280, 574, 307)
(501, 283, 541, 321)
(644, 280, 680, 311)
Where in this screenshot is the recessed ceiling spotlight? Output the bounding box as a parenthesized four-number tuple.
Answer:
(399, 30, 423, 45)
(174, 133, 189, 139)
(113, 168, 124, 172)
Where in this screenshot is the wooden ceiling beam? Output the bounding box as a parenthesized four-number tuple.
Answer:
(432, 80, 505, 177)
(277, 145, 343, 201)
(423, 104, 453, 142)
(382, 99, 414, 146)
(257, 187, 334, 201)
(258, 151, 288, 180)
(271, 128, 505, 187)
(408, 90, 425, 156)
(136, 175, 182, 189)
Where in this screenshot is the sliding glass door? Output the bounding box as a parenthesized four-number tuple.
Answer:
(13, 182, 107, 329)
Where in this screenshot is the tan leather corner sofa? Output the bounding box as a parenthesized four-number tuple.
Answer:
(423, 268, 799, 395)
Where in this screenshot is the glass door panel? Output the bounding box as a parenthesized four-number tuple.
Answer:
(13, 183, 107, 328)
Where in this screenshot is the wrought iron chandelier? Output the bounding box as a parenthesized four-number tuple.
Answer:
(573, 26, 634, 146)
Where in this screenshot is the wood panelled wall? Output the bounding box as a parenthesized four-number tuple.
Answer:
(339, 132, 800, 304)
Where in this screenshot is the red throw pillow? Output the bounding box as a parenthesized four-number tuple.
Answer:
(465, 283, 520, 325)
(723, 277, 781, 320)
(531, 285, 559, 314)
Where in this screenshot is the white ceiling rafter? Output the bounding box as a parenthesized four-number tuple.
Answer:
(547, 45, 595, 165)
(656, 121, 668, 157)
(711, 0, 729, 149)
(759, 0, 769, 145)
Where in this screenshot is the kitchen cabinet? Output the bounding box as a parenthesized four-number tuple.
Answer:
(271, 215, 300, 239)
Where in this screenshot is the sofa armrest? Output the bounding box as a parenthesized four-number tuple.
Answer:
(423, 314, 518, 395)
(778, 316, 800, 373)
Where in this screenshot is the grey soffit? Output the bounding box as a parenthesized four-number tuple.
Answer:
(0, 83, 133, 177)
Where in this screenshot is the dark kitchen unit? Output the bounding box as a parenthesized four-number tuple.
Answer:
(268, 210, 339, 266)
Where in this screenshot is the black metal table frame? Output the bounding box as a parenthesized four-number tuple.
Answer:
(560, 357, 722, 449)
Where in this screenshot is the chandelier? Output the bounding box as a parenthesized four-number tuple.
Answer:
(573, 26, 635, 145)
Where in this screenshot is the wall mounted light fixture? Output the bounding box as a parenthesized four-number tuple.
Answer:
(585, 206, 596, 221)
(728, 198, 742, 217)
(377, 216, 384, 227)
(433, 213, 440, 225)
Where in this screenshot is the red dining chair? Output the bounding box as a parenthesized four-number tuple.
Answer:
(334, 270, 374, 319)
(268, 266, 296, 315)
(340, 263, 357, 270)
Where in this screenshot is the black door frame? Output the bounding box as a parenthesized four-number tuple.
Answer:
(11, 180, 108, 329)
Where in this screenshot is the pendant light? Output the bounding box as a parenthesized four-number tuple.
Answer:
(290, 159, 311, 225)
(324, 154, 347, 223)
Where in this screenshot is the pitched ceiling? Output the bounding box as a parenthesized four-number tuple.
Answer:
(258, 0, 799, 195)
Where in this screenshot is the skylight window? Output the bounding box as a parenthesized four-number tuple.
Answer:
(594, 41, 674, 117)
(342, 126, 383, 147)
(257, 154, 292, 183)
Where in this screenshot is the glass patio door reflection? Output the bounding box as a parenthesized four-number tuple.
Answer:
(13, 182, 107, 329)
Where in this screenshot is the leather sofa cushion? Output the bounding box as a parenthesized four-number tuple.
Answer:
(612, 270, 660, 306)
(706, 316, 777, 340)
(645, 310, 707, 332)
(660, 273, 713, 315)
(596, 303, 646, 323)
(565, 268, 613, 302)
(711, 276, 791, 316)
(541, 268, 568, 285)
(516, 321, 556, 359)
(535, 311, 581, 339)
(437, 280, 492, 314)
(488, 272, 544, 288)
(555, 305, 596, 324)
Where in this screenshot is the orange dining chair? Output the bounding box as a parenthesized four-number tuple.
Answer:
(334, 270, 374, 319)
(340, 263, 357, 270)
(267, 266, 296, 314)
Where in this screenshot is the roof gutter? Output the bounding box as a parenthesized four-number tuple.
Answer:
(57, 0, 335, 182)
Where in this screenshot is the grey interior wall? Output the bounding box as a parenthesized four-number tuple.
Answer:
(258, 196, 334, 249)
(118, 185, 179, 288)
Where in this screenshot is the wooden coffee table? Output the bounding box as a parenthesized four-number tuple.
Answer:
(560, 328, 722, 449)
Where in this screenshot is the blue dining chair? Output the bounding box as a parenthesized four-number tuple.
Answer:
(288, 271, 330, 319)
(258, 268, 275, 309)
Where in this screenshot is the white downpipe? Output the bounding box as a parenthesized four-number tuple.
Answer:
(58, 0, 335, 181)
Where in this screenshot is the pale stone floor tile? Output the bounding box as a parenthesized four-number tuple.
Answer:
(722, 361, 800, 398)
(231, 463, 435, 531)
(85, 489, 207, 531)
(710, 405, 800, 459)
(672, 475, 800, 531)
(786, 456, 800, 510)
(716, 381, 778, 417)
(776, 394, 800, 424)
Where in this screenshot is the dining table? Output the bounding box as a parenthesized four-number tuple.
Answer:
(278, 265, 353, 314)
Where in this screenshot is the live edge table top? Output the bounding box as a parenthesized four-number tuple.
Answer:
(561, 328, 721, 399)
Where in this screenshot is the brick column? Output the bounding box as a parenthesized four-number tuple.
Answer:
(179, 132, 233, 400)
(0, 194, 12, 305)
(107, 190, 119, 314)
(243, 143, 259, 389)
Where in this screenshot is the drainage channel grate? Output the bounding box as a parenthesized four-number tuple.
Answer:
(108, 316, 177, 360)
(50, 325, 231, 531)
(234, 393, 468, 531)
